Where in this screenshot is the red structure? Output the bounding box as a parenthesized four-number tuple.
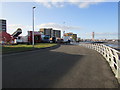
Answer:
(28, 31, 42, 44)
(0, 32, 13, 44)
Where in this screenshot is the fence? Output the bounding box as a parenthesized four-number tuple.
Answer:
(80, 43, 120, 83)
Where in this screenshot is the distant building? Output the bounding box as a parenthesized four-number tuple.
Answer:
(72, 34, 77, 41)
(53, 30, 61, 38)
(39, 28, 61, 38)
(64, 32, 73, 36)
(0, 19, 7, 32)
(40, 28, 52, 37)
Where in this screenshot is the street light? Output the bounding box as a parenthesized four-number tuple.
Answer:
(32, 6, 36, 48)
(63, 21, 65, 33)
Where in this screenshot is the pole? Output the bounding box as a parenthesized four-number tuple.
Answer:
(63, 21, 65, 37)
(32, 7, 36, 48)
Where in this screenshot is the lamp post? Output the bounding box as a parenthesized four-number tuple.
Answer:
(63, 21, 65, 38)
(32, 6, 36, 48)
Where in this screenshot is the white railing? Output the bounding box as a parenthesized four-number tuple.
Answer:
(80, 43, 120, 83)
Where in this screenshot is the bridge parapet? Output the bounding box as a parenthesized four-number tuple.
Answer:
(80, 43, 120, 83)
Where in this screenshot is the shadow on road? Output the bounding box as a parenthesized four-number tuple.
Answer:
(2, 45, 84, 88)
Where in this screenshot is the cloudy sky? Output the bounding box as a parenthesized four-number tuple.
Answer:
(1, 0, 119, 39)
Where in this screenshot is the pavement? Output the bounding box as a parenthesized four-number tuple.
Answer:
(2, 44, 119, 88)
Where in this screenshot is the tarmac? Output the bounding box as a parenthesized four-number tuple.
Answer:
(2, 44, 120, 88)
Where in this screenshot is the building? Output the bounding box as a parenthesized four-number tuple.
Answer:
(0, 19, 7, 32)
(53, 30, 61, 38)
(64, 32, 73, 36)
(72, 34, 77, 41)
(39, 28, 61, 38)
(40, 28, 52, 37)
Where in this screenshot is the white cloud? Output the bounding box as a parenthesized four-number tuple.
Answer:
(36, 23, 82, 37)
(34, 0, 119, 8)
(7, 24, 32, 36)
(36, 23, 82, 31)
(1, 0, 119, 8)
(35, 1, 65, 8)
(84, 32, 118, 35)
(1, 0, 119, 2)
(7, 23, 82, 36)
(95, 32, 118, 35)
(78, 32, 118, 39)
(69, 2, 98, 8)
(41, 2, 52, 8)
(7, 24, 118, 39)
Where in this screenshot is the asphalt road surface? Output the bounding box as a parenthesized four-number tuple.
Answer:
(2, 45, 119, 88)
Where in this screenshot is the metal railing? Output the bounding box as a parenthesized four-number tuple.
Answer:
(80, 43, 120, 83)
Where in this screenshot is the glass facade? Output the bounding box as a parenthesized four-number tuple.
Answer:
(0, 19, 6, 32)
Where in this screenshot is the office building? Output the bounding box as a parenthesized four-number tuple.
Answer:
(53, 30, 61, 38)
(0, 19, 7, 32)
(40, 28, 52, 37)
(40, 28, 61, 38)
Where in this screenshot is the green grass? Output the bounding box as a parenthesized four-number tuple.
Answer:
(2, 43, 57, 54)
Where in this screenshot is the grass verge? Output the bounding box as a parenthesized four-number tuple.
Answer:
(2, 43, 57, 54)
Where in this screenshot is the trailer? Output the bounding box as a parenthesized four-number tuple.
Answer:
(16, 36, 28, 44)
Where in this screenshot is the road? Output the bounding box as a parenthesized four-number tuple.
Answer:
(2, 44, 119, 88)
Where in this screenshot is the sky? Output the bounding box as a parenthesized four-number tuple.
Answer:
(0, 0, 119, 39)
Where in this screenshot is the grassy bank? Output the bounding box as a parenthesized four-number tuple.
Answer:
(2, 43, 57, 54)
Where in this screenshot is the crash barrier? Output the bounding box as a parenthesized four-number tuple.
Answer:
(80, 43, 120, 83)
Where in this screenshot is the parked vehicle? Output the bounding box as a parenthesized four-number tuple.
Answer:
(49, 37, 56, 43)
(41, 35, 50, 43)
(63, 36, 73, 43)
(56, 38, 64, 43)
(16, 36, 28, 44)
